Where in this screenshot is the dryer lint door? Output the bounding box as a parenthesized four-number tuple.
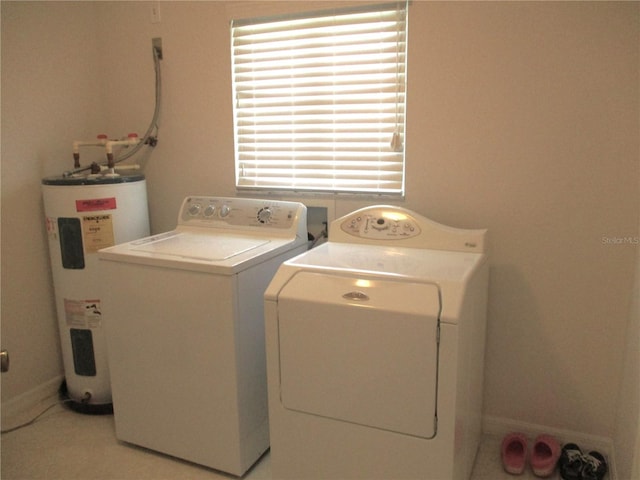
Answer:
(277, 271, 441, 439)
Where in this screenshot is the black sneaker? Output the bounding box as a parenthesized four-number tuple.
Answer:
(559, 443, 584, 480)
(581, 451, 607, 480)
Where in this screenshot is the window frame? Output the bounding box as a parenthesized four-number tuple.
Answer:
(230, 2, 409, 198)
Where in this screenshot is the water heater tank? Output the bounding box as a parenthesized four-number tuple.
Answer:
(42, 173, 150, 413)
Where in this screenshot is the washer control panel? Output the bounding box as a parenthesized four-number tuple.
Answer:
(340, 208, 421, 240)
(178, 196, 303, 230)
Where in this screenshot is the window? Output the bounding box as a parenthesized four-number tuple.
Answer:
(230, 2, 408, 196)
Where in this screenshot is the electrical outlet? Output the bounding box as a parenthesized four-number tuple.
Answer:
(151, 1, 161, 24)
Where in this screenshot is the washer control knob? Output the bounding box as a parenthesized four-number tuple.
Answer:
(188, 203, 201, 216)
(203, 205, 216, 217)
(219, 204, 231, 218)
(257, 207, 272, 224)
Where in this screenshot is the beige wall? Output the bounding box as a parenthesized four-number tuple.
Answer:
(1, 1, 105, 404)
(2, 0, 638, 451)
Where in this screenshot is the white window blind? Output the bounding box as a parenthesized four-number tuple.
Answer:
(231, 2, 408, 195)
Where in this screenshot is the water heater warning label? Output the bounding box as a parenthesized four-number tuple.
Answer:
(64, 299, 102, 328)
(82, 215, 115, 253)
(76, 197, 117, 212)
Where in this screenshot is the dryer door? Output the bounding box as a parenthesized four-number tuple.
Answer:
(277, 271, 441, 439)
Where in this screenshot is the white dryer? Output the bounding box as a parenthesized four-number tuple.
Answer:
(98, 196, 307, 476)
(264, 205, 489, 480)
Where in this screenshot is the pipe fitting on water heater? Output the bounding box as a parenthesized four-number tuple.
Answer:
(105, 133, 140, 157)
(69, 133, 141, 175)
(72, 134, 108, 168)
(104, 133, 140, 174)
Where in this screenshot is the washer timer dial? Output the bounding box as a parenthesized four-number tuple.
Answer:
(257, 207, 272, 224)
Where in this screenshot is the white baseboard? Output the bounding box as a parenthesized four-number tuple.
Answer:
(1, 375, 64, 423)
(483, 414, 617, 480)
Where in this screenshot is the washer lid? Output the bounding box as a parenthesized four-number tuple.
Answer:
(130, 232, 269, 261)
(277, 271, 440, 439)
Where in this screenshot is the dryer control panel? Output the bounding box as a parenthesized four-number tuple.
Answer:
(331, 205, 487, 253)
(340, 208, 421, 240)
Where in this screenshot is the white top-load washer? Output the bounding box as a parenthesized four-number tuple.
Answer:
(98, 196, 307, 476)
(264, 205, 489, 480)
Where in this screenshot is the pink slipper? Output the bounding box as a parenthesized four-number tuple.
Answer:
(530, 434, 561, 477)
(501, 432, 528, 475)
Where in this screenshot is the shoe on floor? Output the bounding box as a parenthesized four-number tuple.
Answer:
(581, 451, 607, 480)
(559, 443, 584, 480)
(501, 432, 528, 475)
(531, 434, 561, 477)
